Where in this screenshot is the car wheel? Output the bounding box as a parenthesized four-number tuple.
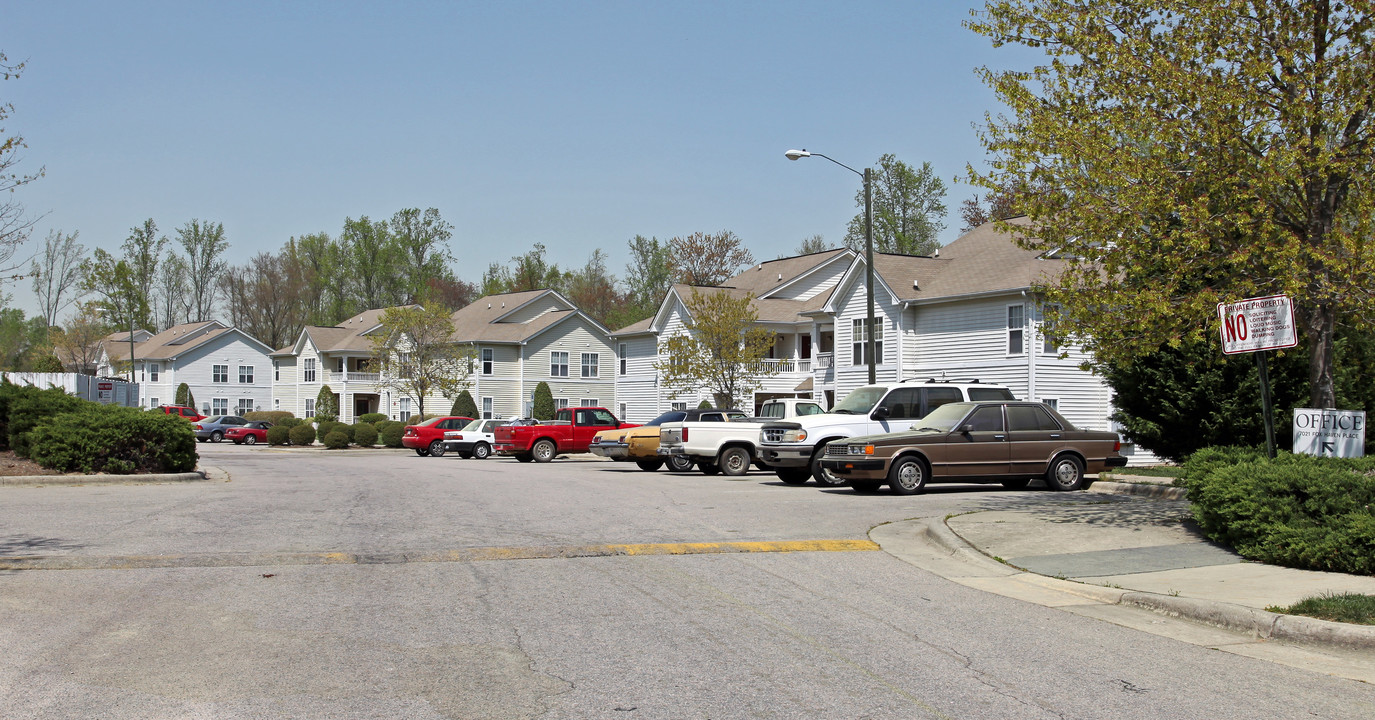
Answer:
(532, 439, 556, 463)
(245, 435, 257, 445)
(457, 451, 473, 459)
(810, 447, 846, 487)
(1045, 455, 1086, 491)
(635, 459, 665, 471)
(888, 455, 928, 495)
(719, 447, 752, 477)
(1001, 478, 1031, 490)
(698, 462, 721, 476)
(849, 479, 882, 493)
(211, 431, 224, 443)
(473, 442, 491, 460)
(776, 467, 811, 485)
(415, 448, 429, 457)
(667, 455, 695, 472)
(515, 453, 534, 463)
(428, 440, 446, 458)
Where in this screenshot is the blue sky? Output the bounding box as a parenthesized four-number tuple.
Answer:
(2, 1, 1036, 319)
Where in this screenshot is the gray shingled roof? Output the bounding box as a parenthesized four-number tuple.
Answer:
(102, 321, 231, 362)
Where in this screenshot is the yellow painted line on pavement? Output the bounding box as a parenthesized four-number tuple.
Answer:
(0, 539, 879, 571)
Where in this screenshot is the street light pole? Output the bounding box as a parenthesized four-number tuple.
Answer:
(785, 149, 877, 384)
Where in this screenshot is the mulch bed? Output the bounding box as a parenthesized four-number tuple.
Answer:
(0, 451, 59, 476)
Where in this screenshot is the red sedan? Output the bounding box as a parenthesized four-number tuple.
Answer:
(226, 421, 272, 445)
(403, 416, 475, 457)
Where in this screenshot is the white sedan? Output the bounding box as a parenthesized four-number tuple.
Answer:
(443, 419, 507, 459)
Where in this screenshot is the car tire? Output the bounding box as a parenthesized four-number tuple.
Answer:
(888, 455, 928, 495)
(211, 431, 224, 443)
(849, 479, 882, 493)
(635, 459, 665, 471)
(775, 467, 811, 485)
(428, 440, 446, 458)
(810, 447, 846, 487)
(458, 451, 473, 459)
(698, 462, 721, 476)
(667, 455, 695, 472)
(515, 453, 533, 463)
(1001, 478, 1031, 490)
(719, 447, 752, 477)
(245, 435, 257, 446)
(1045, 455, 1086, 491)
(473, 442, 491, 460)
(532, 439, 556, 463)
(415, 448, 429, 457)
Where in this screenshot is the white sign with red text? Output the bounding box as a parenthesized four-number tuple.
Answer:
(1218, 295, 1297, 354)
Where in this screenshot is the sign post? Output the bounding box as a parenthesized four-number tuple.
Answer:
(1218, 295, 1297, 458)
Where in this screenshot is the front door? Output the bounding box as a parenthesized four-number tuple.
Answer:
(355, 397, 371, 417)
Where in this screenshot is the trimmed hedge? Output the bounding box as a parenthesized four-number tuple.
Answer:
(246, 411, 295, 424)
(316, 420, 340, 439)
(8, 385, 89, 457)
(277, 416, 304, 429)
(379, 421, 405, 448)
(289, 424, 317, 446)
(322, 430, 350, 449)
(1180, 448, 1375, 575)
(30, 405, 197, 474)
(267, 425, 290, 446)
(359, 412, 387, 424)
(353, 423, 378, 447)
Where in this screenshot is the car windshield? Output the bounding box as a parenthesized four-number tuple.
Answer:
(831, 387, 888, 415)
(645, 411, 688, 427)
(907, 402, 976, 433)
(461, 419, 485, 431)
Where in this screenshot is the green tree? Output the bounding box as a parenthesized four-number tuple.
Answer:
(369, 303, 473, 419)
(120, 219, 165, 330)
(623, 235, 674, 317)
(531, 381, 554, 420)
(315, 385, 338, 424)
(390, 207, 455, 305)
(668, 231, 753, 286)
(81, 251, 147, 335)
(451, 389, 478, 418)
(176, 219, 229, 323)
(0, 308, 51, 370)
(654, 288, 779, 410)
(843, 154, 947, 256)
(967, 1, 1375, 409)
(31, 353, 63, 372)
(565, 249, 623, 329)
(508, 243, 565, 292)
(175, 382, 195, 408)
(341, 216, 398, 312)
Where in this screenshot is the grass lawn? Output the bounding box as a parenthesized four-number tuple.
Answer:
(1268, 593, 1375, 625)
(1103, 465, 1183, 479)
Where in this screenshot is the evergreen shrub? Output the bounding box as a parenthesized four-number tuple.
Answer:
(532, 382, 554, 420)
(1180, 449, 1375, 575)
(246, 411, 294, 424)
(316, 420, 340, 439)
(353, 423, 378, 447)
(278, 416, 303, 429)
(30, 405, 197, 474)
(315, 386, 338, 423)
(9, 386, 90, 457)
(267, 425, 290, 446)
(451, 390, 478, 419)
(379, 421, 405, 448)
(289, 424, 317, 446)
(359, 412, 387, 425)
(322, 430, 350, 449)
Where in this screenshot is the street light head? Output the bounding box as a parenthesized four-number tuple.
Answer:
(784, 149, 811, 161)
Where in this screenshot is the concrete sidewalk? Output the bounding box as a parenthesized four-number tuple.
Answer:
(872, 488, 1375, 682)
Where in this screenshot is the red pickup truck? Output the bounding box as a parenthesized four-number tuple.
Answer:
(493, 407, 637, 463)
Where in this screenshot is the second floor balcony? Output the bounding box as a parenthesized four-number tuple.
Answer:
(326, 371, 381, 383)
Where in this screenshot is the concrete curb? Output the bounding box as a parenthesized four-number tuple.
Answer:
(1088, 480, 1187, 500)
(0, 469, 211, 486)
(923, 516, 1375, 651)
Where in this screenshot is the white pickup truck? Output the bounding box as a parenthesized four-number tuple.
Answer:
(657, 398, 826, 476)
(757, 380, 1016, 485)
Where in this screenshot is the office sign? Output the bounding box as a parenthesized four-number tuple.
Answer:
(1293, 408, 1365, 458)
(1218, 295, 1297, 354)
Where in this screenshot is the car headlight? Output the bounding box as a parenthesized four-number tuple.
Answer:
(784, 429, 808, 443)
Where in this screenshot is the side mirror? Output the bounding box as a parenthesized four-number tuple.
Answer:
(958, 424, 974, 434)
(871, 406, 890, 420)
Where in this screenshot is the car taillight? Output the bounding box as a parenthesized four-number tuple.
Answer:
(194, 424, 203, 430)
(681, 427, 688, 442)
(1114, 440, 1121, 452)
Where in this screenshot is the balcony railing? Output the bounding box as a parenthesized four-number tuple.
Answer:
(744, 358, 815, 374)
(815, 352, 833, 369)
(326, 371, 380, 383)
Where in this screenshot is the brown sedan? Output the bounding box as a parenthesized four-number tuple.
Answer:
(819, 401, 1127, 494)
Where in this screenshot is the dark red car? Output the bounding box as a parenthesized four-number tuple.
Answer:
(403, 416, 475, 457)
(226, 421, 272, 445)
(159, 404, 205, 422)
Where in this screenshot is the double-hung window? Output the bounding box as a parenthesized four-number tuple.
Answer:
(580, 353, 599, 378)
(149, 363, 160, 382)
(303, 358, 317, 383)
(399, 398, 411, 421)
(550, 351, 569, 377)
(1040, 304, 1059, 355)
(482, 396, 493, 419)
(618, 343, 627, 375)
(482, 348, 493, 375)
(236, 398, 254, 415)
(239, 365, 254, 384)
(305, 399, 316, 418)
(212, 398, 228, 415)
(1008, 305, 1025, 355)
(851, 318, 883, 366)
(213, 364, 229, 383)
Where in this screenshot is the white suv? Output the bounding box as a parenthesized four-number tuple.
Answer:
(757, 379, 1016, 485)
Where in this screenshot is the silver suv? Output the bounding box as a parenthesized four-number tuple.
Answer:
(758, 379, 1016, 485)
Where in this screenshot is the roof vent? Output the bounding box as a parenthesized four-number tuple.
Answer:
(913, 280, 920, 289)
(487, 303, 492, 309)
(757, 264, 763, 271)
(501, 302, 506, 308)
(777, 273, 782, 281)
